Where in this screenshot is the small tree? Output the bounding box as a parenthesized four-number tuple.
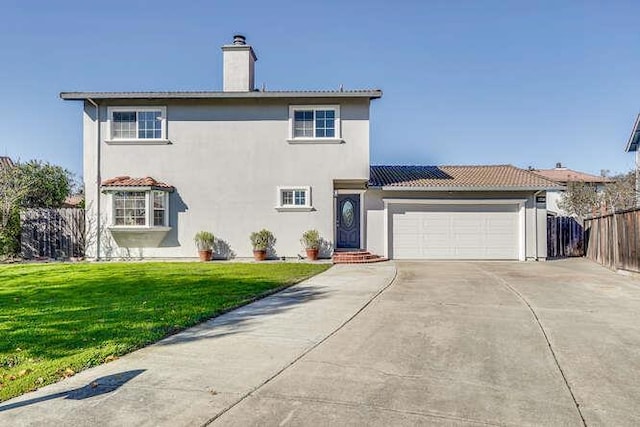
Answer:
(18, 160, 72, 208)
(0, 164, 31, 229)
(601, 171, 637, 211)
(0, 164, 33, 256)
(0, 160, 73, 257)
(558, 181, 601, 219)
(559, 170, 639, 220)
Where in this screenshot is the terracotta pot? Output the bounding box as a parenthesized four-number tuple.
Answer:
(198, 250, 213, 262)
(253, 250, 267, 261)
(305, 248, 319, 261)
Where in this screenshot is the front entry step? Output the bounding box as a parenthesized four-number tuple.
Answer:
(332, 250, 387, 264)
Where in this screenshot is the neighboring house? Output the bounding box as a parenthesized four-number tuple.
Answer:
(625, 114, 640, 205)
(62, 195, 84, 208)
(531, 163, 611, 216)
(61, 35, 558, 261)
(0, 156, 14, 169)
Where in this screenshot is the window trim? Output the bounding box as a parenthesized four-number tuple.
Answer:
(106, 106, 168, 144)
(275, 186, 313, 211)
(108, 189, 170, 228)
(287, 105, 342, 143)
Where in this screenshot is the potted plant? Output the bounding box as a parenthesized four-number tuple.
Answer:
(194, 231, 215, 261)
(250, 229, 276, 261)
(300, 229, 321, 260)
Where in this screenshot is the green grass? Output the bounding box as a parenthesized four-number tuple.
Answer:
(0, 262, 330, 402)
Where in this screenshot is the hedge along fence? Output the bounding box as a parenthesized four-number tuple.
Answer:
(584, 207, 640, 273)
(20, 208, 85, 259)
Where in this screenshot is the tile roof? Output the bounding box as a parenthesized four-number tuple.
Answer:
(60, 89, 382, 101)
(0, 156, 14, 168)
(101, 176, 174, 190)
(369, 165, 562, 190)
(62, 195, 84, 207)
(531, 168, 612, 184)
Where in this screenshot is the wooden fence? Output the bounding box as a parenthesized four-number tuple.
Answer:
(584, 208, 640, 273)
(20, 208, 85, 260)
(547, 216, 584, 258)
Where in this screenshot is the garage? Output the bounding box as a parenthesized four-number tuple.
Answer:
(389, 201, 523, 260)
(369, 165, 560, 261)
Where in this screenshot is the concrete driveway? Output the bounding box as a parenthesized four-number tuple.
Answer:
(216, 259, 640, 426)
(3, 259, 640, 426)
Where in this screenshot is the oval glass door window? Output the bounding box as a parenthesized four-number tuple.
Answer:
(342, 200, 354, 228)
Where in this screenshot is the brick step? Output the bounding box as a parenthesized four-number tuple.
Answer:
(332, 250, 371, 256)
(333, 256, 388, 264)
(332, 250, 387, 264)
(333, 253, 380, 260)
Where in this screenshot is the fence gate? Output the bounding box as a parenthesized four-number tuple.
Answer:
(21, 208, 85, 259)
(547, 216, 584, 258)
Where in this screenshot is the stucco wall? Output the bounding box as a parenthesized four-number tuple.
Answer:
(546, 190, 564, 215)
(364, 189, 547, 260)
(83, 97, 371, 259)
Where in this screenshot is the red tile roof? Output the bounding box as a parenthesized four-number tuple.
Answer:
(370, 165, 561, 190)
(531, 168, 612, 184)
(62, 195, 84, 207)
(101, 176, 174, 190)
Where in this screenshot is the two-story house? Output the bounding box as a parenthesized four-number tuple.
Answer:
(62, 36, 558, 261)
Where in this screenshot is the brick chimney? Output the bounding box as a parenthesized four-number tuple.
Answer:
(221, 35, 257, 92)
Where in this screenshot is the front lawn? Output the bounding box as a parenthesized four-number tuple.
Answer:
(0, 262, 330, 402)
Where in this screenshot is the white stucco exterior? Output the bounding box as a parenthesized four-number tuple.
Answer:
(82, 98, 372, 259)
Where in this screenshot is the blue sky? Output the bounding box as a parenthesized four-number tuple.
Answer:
(1, 0, 639, 177)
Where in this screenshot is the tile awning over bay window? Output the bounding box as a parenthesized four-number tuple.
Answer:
(101, 176, 174, 192)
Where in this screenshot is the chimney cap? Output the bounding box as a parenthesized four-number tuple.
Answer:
(233, 34, 246, 45)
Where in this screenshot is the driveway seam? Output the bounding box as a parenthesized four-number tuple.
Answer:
(474, 264, 587, 427)
(201, 262, 399, 426)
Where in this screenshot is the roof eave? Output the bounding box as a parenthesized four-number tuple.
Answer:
(625, 113, 640, 152)
(377, 185, 564, 192)
(60, 90, 383, 101)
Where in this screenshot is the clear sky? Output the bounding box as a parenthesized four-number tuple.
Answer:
(1, 0, 639, 178)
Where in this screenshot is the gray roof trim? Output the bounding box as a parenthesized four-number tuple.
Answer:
(60, 89, 383, 101)
(374, 185, 565, 192)
(625, 113, 640, 152)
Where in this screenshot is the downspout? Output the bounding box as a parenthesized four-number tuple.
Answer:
(637, 150, 640, 207)
(533, 190, 544, 261)
(87, 98, 101, 261)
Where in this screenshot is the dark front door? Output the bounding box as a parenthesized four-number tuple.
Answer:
(336, 194, 360, 249)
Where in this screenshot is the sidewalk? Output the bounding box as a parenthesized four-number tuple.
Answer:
(0, 262, 396, 426)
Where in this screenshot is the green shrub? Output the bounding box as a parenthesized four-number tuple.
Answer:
(0, 209, 20, 258)
(300, 229, 321, 250)
(194, 231, 215, 251)
(250, 229, 276, 251)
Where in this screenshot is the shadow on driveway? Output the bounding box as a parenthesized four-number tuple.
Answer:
(155, 284, 330, 347)
(0, 369, 145, 413)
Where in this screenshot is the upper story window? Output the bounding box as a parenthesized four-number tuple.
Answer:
(288, 105, 341, 143)
(107, 107, 167, 142)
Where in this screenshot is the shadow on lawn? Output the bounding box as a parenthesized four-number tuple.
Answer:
(0, 369, 145, 413)
(156, 283, 330, 346)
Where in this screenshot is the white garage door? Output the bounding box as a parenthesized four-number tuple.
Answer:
(391, 203, 520, 260)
